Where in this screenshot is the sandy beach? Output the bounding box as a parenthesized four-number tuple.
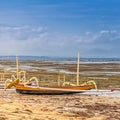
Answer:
(0, 89, 119, 120)
(0, 60, 120, 120)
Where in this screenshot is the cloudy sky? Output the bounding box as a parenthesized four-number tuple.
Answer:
(0, 0, 120, 57)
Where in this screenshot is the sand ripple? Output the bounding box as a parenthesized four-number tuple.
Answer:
(0, 89, 120, 120)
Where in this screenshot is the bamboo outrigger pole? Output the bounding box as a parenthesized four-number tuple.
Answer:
(16, 56, 19, 79)
(77, 53, 80, 86)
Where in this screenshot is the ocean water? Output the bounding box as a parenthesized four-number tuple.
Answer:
(0, 56, 120, 62)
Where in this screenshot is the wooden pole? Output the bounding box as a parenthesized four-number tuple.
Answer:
(77, 53, 80, 86)
(16, 56, 19, 79)
(64, 74, 66, 83)
(58, 74, 60, 86)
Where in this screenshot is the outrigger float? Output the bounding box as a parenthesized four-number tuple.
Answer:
(4, 53, 97, 95)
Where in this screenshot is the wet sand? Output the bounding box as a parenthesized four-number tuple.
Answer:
(0, 89, 120, 120)
(1, 60, 120, 89)
(0, 60, 120, 119)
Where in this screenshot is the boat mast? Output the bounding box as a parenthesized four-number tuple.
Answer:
(77, 53, 80, 86)
(16, 56, 19, 79)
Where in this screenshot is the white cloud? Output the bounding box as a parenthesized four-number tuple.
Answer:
(100, 30, 109, 34)
(0, 25, 120, 57)
(0, 25, 46, 55)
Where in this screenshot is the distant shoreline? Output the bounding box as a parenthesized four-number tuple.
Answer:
(0, 56, 120, 61)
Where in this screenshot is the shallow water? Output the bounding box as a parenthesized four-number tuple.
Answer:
(82, 90, 120, 97)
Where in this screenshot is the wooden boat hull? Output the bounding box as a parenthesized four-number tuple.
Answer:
(16, 84, 95, 95)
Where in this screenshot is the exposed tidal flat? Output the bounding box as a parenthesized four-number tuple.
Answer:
(1, 59, 120, 89)
(0, 59, 120, 119)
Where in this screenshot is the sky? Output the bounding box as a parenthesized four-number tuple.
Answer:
(0, 0, 120, 57)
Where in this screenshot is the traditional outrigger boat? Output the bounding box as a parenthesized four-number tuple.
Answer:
(4, 53, 97, 95)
